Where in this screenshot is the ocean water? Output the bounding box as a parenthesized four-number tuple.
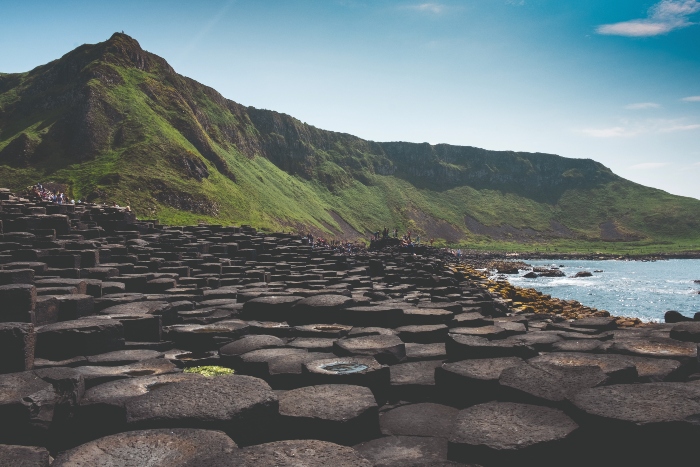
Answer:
(501, 259, 700, 323)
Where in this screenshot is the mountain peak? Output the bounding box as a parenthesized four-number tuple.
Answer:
(100, 32, 162, 73)
(106, 32, 143, 50)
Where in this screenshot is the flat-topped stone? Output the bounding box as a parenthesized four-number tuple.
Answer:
(448, 402, 579, 466)
(85, 349, 164, 366)
(278, 384, 379, 444)
(303, 356, 390, 399)
(354, 435, 451, 467)
(529, 352, 638, 383)
(290, 294, 355, 325)
(608, 337, 697, 362)
(334, 335, 406, 364)
(52, 429, 238, 467)
(219, 335, 285, 364)
(125, 374, 278, 444)
(447, 334, 537, 360)
(240, 295, 303, 322)
(389, 360, 442, 402)
(436, 357, 525, 407)
(499, 362, 607, 407)
(228, 439, 372, 466)
(571, 381, 700, 465)
(0, 444, 50, 467)
(380, 403, 458, 438)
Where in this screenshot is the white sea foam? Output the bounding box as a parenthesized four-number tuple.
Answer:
(506, 259, 700, 322)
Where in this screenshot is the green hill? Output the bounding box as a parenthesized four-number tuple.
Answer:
(1, 33, 699, 251)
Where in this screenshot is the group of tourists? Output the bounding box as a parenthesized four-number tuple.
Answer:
(28, 183, 131, 211)
(373, 226, 437, 247)
(29, 184, 75, 204)
(305, 233, 364, 254)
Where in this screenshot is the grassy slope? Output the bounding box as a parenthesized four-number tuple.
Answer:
(1, 35, 699, 253)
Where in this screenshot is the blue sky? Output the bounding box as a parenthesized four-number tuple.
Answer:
(2, 0, 700, 198)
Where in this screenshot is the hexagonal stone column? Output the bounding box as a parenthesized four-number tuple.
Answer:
(52, 429, 238, 466)
(227, 439, 373, 466)
(448, 401, 579, 466)
(278, 384, 379, 444)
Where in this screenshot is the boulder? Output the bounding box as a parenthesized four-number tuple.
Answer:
(670, 322, 700, 343)
(665, 310, 693, 323)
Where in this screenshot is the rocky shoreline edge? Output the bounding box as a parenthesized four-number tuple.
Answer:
(1, 188, 699, 466)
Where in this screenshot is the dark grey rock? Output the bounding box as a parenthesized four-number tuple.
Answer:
(52, 428, 238, 467)
(334, 335, 406, 364)
(228, 439, 372, 466)
(355, 435, 450, 467)
(0, 322, 35, 374)
(278, 384, 379, 444)
(0, 444, 50, 467)
(448, 402, 578, 466)
(36, 319, 124, 360)
(380, 402, 458, 439)
(499, 362, 607, 407)
(125, 374, 278, 444)
(435, 357, 525, 407)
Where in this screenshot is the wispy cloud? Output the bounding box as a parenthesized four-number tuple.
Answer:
(406, 3, 446, 14)
(580, 127, 636, 138)
(630, 162, 670, 169)
(659, 124, 700, 132)
(580, 118, 700, 138)
(506, 0, 525, 6)
(596, 0, 700, 37)
(625, 102, 661, 110)
(682, 95, 700, 102)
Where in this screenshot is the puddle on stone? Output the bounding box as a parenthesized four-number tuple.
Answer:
(177, 352, 211, 361)
(320, 362, 369, 374)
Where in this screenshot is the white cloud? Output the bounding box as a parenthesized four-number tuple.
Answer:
(659, 124, 700, 132)
(580, 126, 638, 138)
(407, 3, 445, 13)
(625, 102, 661, 110)
(580, 118, 700, 138)
(630, 162, 670, 169)
(506, 0, 525, 5)
(682, 96, 700, 102)
(596, 0, 700, 37)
